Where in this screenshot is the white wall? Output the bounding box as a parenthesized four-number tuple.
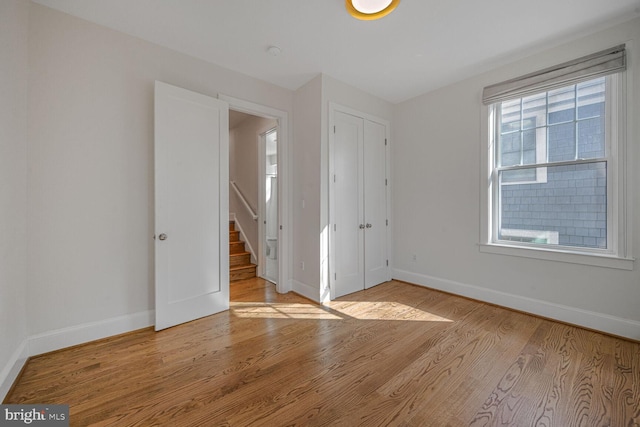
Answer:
(26, 4, 293, 348)
(392, 18, 640, 339)
(291, 76, 323, 300)
(0, 0, 29, 400)
(229, 115, 277, 257)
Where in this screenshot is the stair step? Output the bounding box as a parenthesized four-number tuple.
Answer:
(228, 220, 255, 281)
(230, 252, 251, 267)
(230, 241, 245, 254)
(230, 263, 257, 282)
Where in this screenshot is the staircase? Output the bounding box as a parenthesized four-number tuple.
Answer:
(229, 221, 257, 282)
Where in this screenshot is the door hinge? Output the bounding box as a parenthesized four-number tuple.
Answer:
(385, 138, 387, 146)
(334, 224, 336, 231)
(279, 225, 283, 230)
(386, 219, 388, 226)
(335, 273, 337, 280)
(386, 260, 389, 266)
(334, 174, 336, 183)
(385, 179, 388, 186)
(334, 125, 336, 133)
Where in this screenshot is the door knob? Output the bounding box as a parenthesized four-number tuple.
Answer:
(366, 223, 372, 228)
(158, 233, 168, 241)
(359, 224, 365, 229)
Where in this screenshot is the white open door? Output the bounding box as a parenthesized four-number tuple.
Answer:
(154, 81, 229, 331)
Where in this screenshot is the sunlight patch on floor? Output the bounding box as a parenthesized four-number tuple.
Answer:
(231, 302, 343, 320)
(327, 301, 453, 322)
(231, 301, 452, 322)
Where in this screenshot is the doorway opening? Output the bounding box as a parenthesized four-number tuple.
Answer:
(224, 95, 289, 294)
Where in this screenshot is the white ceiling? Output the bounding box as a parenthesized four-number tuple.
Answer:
(33, 0, 640, 104)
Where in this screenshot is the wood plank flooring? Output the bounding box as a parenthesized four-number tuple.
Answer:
(5, 279, 640, 426)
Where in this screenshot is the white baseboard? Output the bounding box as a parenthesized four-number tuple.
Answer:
(29, 310, 155, 357)
(0, 339, 29, 402)
(290, 279, 320, 303)
(393, 269, 640, 341)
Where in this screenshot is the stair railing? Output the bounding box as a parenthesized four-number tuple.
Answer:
(230, 181, 258, 220)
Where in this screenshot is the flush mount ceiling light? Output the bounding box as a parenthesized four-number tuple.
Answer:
(346, 0, 400, 20)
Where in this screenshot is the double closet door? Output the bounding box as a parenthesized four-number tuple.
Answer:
(332, 110, 389, 299)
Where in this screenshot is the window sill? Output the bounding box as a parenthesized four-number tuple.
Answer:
(478, 243, 634, 270)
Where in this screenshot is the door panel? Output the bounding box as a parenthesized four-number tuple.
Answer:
(333, 111, 364, 298)
(154, 81, 229, 331)
(363, 120, 388, 288)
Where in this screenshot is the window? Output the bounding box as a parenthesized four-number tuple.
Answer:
(496, 76, 609, 250)
(480, 45, 632, 268)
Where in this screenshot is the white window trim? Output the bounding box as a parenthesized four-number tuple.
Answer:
(480, 69, 634, 271)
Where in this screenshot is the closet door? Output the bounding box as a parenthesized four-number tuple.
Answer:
(363, 119, 388, 288)
(332, 110, 389, 299)
(333, 111, 365, 298)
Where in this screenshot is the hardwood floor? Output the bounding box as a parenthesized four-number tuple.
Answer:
(6, 279, 640, 426)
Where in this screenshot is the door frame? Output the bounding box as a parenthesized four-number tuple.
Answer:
(219, 94, 291, 294)
(328, 103, 392, 301)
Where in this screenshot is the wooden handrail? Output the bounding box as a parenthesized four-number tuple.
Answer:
(230, 181, 258, 220)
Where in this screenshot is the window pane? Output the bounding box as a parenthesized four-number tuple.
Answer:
(548, 122, 575, 162)
(548, 85, 575, 124)
(499, 132, 521, 167)
(522, 130, 536, 165)
(577, 77, 605, 120)
(501, 99, 521, 133)
(499, 162, 607, 249)
(522, 93, 546, 129)
(578, 117, 605, 159)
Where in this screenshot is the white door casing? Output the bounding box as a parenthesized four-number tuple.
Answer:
(154, 81, 229, 331)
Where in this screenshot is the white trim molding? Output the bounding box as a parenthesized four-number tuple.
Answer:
(290, 279, 320, 303)
(479, 242, 634, 270)
(29, 310, 155, 357)
(0, 339, 29, 401)
(393, 268, 640, 341)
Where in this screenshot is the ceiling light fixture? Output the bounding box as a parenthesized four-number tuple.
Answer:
(346, 0, 400, 20)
